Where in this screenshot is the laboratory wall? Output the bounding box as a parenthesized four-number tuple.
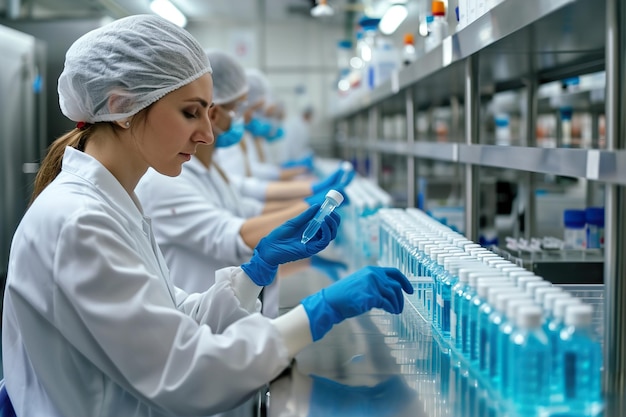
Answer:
(187, 18, 343, 156)
(0, 18, 108, 143)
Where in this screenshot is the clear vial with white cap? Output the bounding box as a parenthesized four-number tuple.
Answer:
(301, 189, 344, 244)
(339, 160, 353, 184)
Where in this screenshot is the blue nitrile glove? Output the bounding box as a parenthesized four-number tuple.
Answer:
(281, 154, 315, 171)
(311, 168, 342, 194)
(300, 266, 413, 341)
(311, 255, 348, 282)
(241, 204, 341, 286)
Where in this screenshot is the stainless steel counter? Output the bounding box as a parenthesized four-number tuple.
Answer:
(267, 267, 510, 417)
(268, 262, 609, 417)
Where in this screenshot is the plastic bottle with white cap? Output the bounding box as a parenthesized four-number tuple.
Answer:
(498, 297, 536, 395)
(547, 296, 582, 400)
(488, 292, 531, 382)
(509, 305, 551, 415)
(556, 304, 602, 408)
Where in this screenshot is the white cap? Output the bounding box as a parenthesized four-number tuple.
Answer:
(534, 286, 563, 304)
(340, 161, 353, 172)
(478, 281, 514, 298)
(564, 304, 594, 327)
(544, 291, 572, 312)
(516, 305, 544, 328)
(506, 298, 535, 319)
(508, 270, 536, 284)
(554, 297, 582, 320)
(496, 293, 531, 313)
(496, 264, 523, 272)
(486, 258, 509, 267)
(468, 247, 489, 256)
(517, 275, 543, 290)
(325, 189, 344, 205)
(469, 272, 507, 287)
(461, 242, 482, 251)
(458, 267, 490, 283)
(526, 281, 552, 296)
(487, 286, 519, 305)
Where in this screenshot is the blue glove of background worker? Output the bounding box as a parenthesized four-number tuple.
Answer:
(311, 163, 355, 194)
(281, 153, 315, 171)
(241, 204, 341, 286)
(310, 255, 348, 282)
(300, 266, 413, 341)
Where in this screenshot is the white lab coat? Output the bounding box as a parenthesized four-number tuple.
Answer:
(215, 133, 282, 200)
(2, 147, 292, 417)
(281, 115, 313, 163)
(135, 157, 262, 294)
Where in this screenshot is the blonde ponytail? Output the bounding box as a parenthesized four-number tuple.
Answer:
(30, 127, 91, 204)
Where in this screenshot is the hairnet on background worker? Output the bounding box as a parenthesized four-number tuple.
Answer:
(1, 14, 412, 417)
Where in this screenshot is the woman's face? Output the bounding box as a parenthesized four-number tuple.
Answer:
(135, 73, 215, 176)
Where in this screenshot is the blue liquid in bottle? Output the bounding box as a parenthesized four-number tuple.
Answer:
(498, 298, 535, 396)
(556, 304, 602, 410)
(547, 297, 581, 402)
(301, 189, 344, 244)
(509, 305, 551, 416)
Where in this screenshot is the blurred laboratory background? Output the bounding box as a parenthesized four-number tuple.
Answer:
(1, 0, 625, 416)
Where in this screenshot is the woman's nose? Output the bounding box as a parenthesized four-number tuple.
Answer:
(196, 117, 214, 145)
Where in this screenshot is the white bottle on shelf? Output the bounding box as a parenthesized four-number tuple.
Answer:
(402, 33, 417, 66)
(425, 1, 448, 52)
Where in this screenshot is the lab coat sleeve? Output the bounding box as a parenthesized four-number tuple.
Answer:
(173, 266, 263, 330)
(145, 175, 253, 268)
(230, 174, 269, 201)
(52, 210, 292, 416)
(250, 160, 281, 181)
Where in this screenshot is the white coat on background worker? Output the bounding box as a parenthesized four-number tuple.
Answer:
(281, 103, 315, 164)
(1, 14, 412, 417)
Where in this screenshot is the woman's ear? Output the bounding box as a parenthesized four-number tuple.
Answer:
(107, 91, 134, 128)
(209, 105, 220, 123)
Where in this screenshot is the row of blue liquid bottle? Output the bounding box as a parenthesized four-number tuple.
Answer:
(377, 208, 603, 417)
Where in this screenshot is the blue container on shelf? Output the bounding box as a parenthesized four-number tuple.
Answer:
(585, 207, 604, 249)
(563, 209, 586, 249)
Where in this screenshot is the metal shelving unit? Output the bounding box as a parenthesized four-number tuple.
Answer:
(333, 0, 626, 413)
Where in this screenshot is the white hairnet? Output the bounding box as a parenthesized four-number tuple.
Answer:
(58, 14, 212, 123)
(205, 49, 248, 105)
(245, 68, 271, 109)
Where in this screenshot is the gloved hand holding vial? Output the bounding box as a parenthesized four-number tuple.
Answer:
(301, 189, 344, 244)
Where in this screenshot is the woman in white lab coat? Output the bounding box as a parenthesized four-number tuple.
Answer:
(1, 15, 412, 417)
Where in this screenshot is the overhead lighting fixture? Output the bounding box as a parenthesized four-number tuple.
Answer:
(150, 0, 187, 27)
(379, 4, 408, 35)
(311, 0, 334, 18)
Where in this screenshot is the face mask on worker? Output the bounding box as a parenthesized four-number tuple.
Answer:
(215, 117, 245, 148)
(245, 117, 273, 138)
